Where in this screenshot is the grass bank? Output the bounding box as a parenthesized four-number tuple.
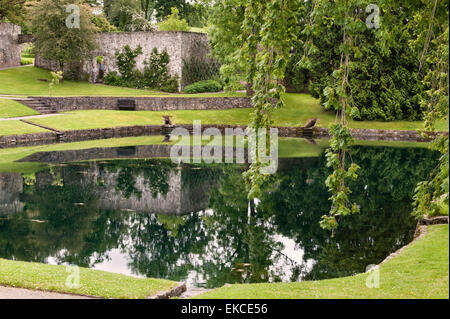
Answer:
(0, 258, 178, 299)
(0, 66, 244, 97)
(0, 99, 39, 118)
(1, 67, 447, 135)
(21, 94, 448, 133)
(0, 120, 48, 137)
(195, 224, 449, 299)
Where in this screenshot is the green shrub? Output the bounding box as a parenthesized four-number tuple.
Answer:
(143, 48, 170, 88)
(104, 71, 122, 86)
(184, 80, 223, 94)
(106, 46, 179, 92)
(160, 74, 180, 93)
(158, 7, 189, 32)
(115, 45, 143, 83)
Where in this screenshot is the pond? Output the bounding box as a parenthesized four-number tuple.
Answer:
(0, 141, 439, 289)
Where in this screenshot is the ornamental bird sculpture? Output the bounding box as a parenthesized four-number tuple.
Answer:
(163, 115, 173, 126)
(302, 118, 318, 129)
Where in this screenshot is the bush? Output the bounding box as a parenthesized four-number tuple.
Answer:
(158, 7, 189, 32)
(115, 45, 143, 83)
(104, 71, 122, 86)
(160, 74, 180, 93)
(105, 46, 180, 92)
(184, 80, 223, 94)
(143, 48, 170, 88)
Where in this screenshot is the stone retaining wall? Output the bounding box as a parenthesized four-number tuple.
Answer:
(314, 127, 448, 142)
(30, 96, 252, 112)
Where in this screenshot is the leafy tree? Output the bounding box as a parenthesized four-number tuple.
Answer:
(91, 11, 117, 32)
(157, 7, 189, 31)
(406, 0, 449, 219)
(104, 0, 153, 31)
(0, 0, 27, 24)
(30, 0, 99, 76)
(301, 3, 424, 121)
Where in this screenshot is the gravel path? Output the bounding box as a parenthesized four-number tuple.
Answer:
(0, 286, 94, 299)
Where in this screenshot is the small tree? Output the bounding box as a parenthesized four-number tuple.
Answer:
(49, 71, 63, 96)
(158, 7, 189, 31)
(31, 0, 99, 78)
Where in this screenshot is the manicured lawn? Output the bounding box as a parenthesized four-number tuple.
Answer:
(0, 66, 244, 97)
(195, 225, 449, 299)
(0, 258, 179, 299)
(23, 94, 448, 132)
(0, 99, 39, 118)
(0, 120, 48, 137)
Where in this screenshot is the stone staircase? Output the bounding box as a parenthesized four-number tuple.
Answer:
(16, 98, 56, 114)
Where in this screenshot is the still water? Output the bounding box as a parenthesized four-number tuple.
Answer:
(0, 143, 438, 288)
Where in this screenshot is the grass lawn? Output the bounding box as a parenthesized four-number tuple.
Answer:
(0, 258, 179, 299)
(0, 99, 39, 118)
(0, 120, 49, 137)
(0, 66, 244, 97)
(23, 93, 448, 133)
(195, 224, 449, 299)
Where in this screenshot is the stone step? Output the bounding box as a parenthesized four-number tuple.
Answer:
(15, 98, 56, 114)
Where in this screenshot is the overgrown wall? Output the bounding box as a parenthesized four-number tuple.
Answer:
(0, 23, 21, 68)
(35, 31, 210, 89)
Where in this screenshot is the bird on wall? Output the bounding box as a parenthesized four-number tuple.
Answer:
(302, 118, 318, 129)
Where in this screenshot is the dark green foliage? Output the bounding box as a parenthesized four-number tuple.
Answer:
(105, 46, 179, 92)
(182, 56, 221, 87)
(159, 74, 180, 93)
(183, 80, 222, 94)
(142, 48, 170, 88)
(0, 0, 27, 25)
(306, 17, 425, 121)
(91, 13, 118, 32)
(104, 71, 121, 86)
(115, 45, 143, 84)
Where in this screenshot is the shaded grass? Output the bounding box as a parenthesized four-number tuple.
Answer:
(0, 258, 178, 299)
(0, 99, 39, 118)
(195, 225, 449, 299)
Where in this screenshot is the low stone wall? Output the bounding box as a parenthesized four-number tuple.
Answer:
(314, 127, 449, 142)
(29, 96, 252, 112)
(0, 132, 57, 146)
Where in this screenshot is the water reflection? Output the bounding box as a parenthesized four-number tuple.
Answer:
(0, 145, 439, 288)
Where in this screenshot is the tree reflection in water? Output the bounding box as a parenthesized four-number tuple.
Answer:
(0, 145, 439, 288)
